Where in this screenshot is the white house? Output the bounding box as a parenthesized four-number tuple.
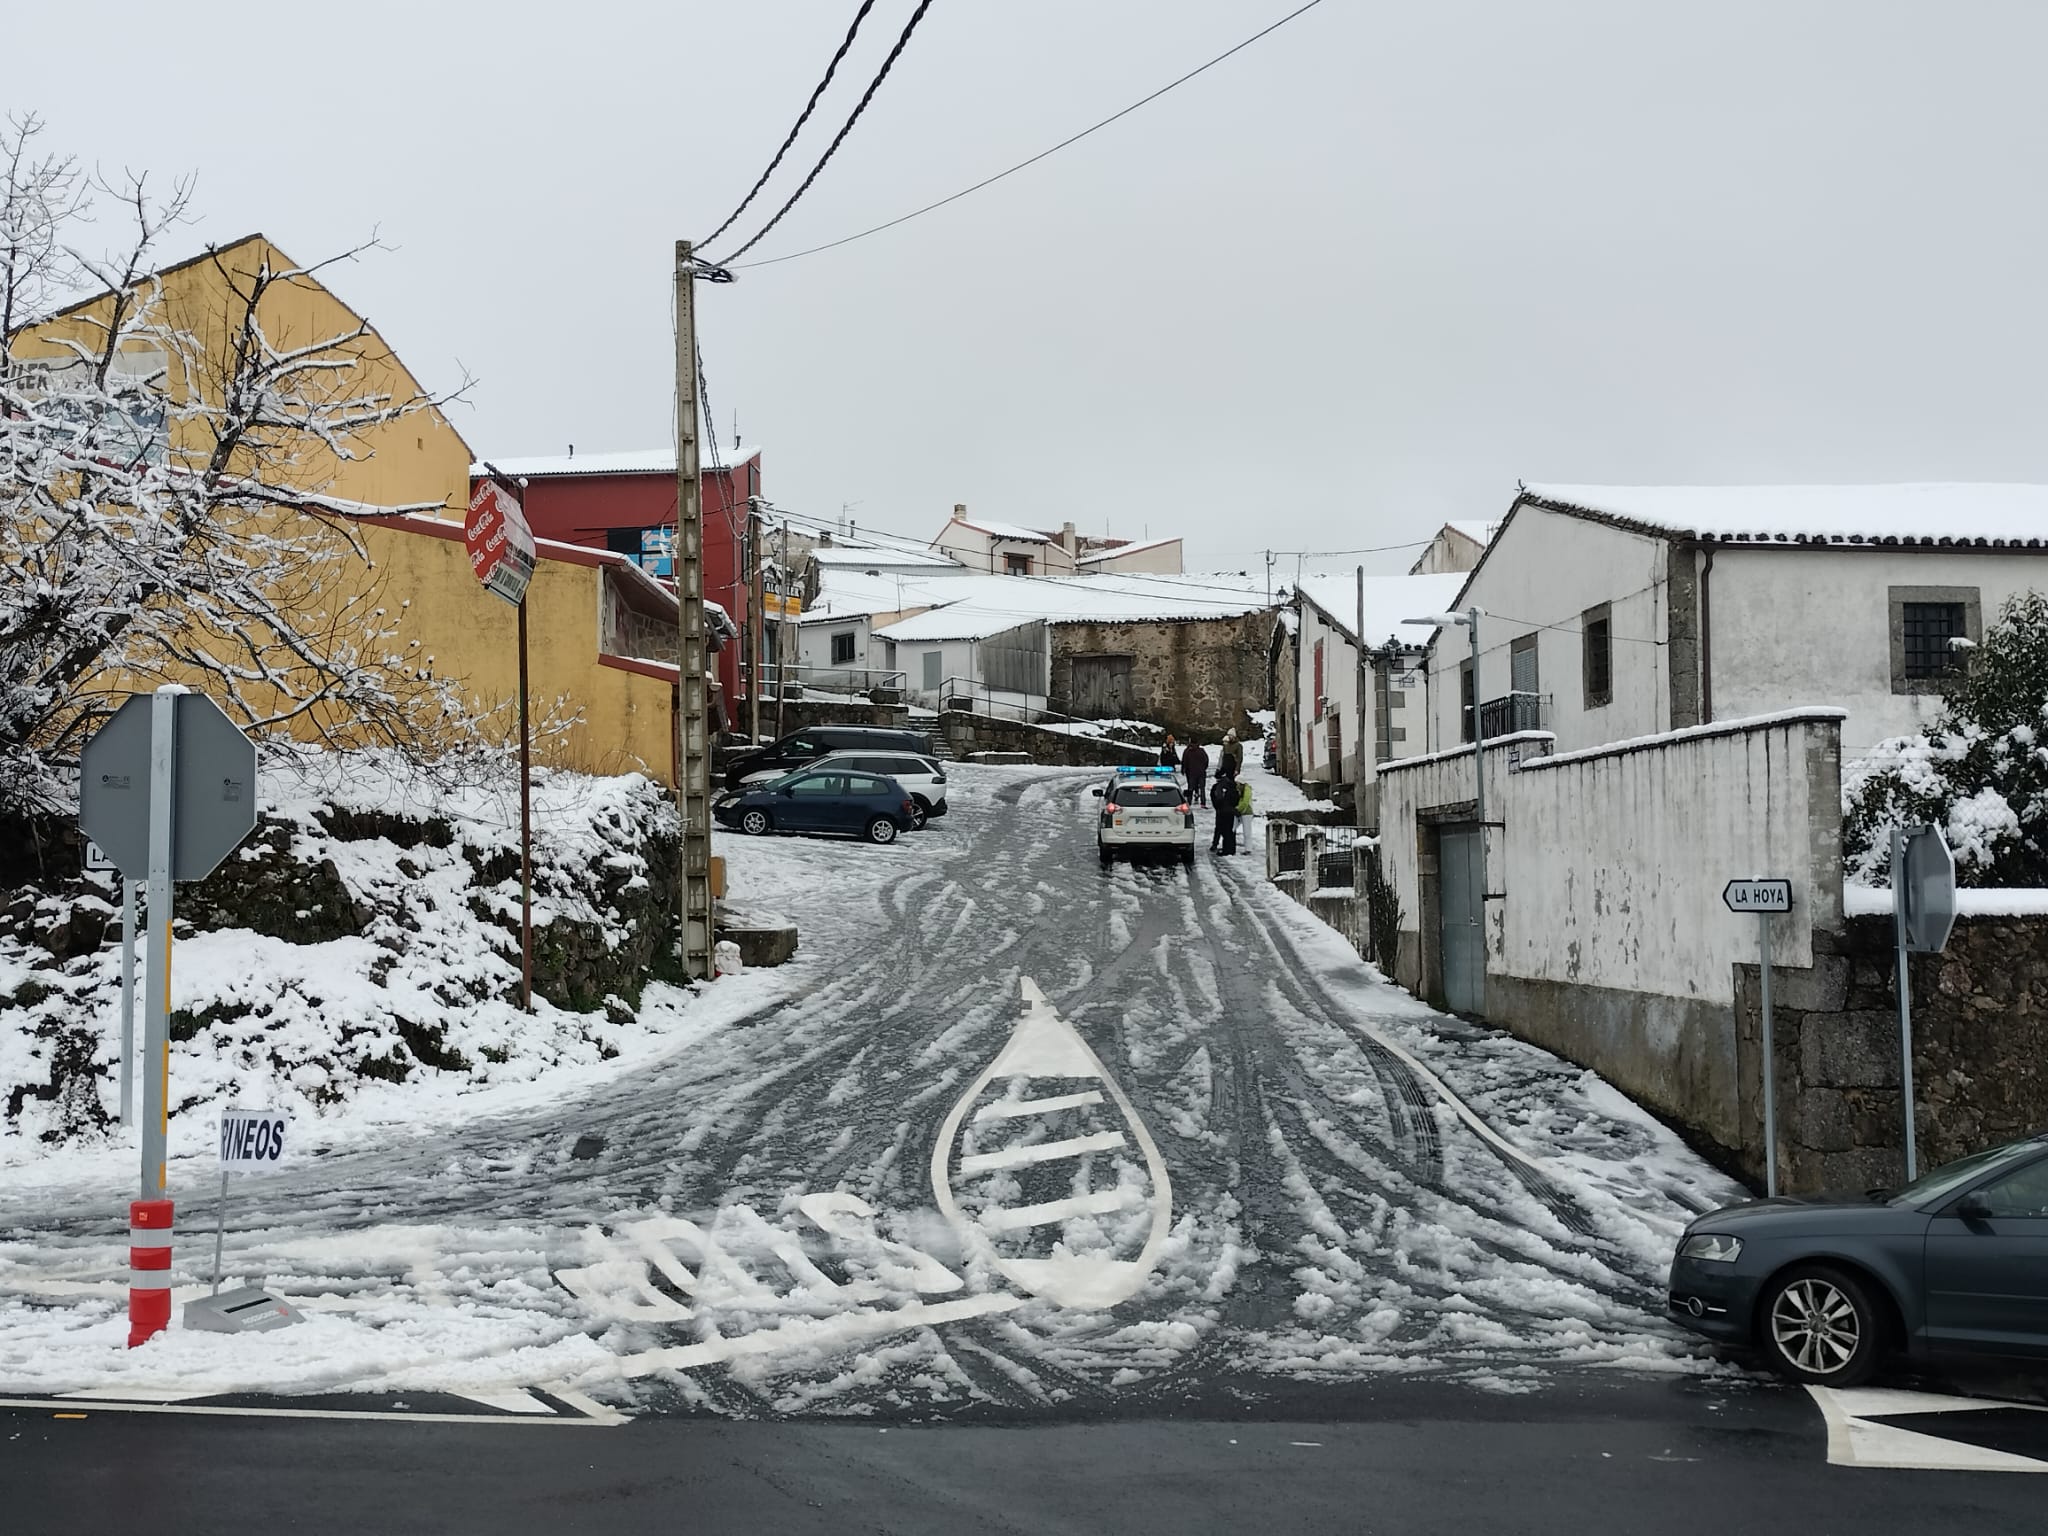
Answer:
(1409, 521, 1498, 575)
(1423, 484, 2048, 757)
(1077, 536, 1183, 576)
(931, 505, 1078, 577)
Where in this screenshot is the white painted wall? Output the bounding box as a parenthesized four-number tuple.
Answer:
(1080, 540, 1183, 575)
(1425, 508, 1672, 755)
(1711, 548, 2048, 753)
(1294, 597, 1363, 784)
(931, 521, 1076, 576)
(797, 616, 874, 675)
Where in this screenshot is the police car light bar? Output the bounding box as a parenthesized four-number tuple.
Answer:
(1115, 765, 1174, 776)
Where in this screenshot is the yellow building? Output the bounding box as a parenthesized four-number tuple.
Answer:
(8, 234, 685, 784)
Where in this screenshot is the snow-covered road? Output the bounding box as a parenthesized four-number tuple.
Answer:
(0, 765, 1746, 1417)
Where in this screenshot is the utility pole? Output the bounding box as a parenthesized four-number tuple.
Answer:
(774, 519, 796, 739)
(1264, 549, 1274, 605)
(673, 240, 713, 981)
(748, 498, 766, 744)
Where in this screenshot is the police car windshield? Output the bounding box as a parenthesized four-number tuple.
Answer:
(1111, 784, 1183, 807)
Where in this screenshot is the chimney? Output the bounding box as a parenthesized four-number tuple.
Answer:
(952, 503, 967, 522)
(567, 444, 574, 458)
(1061, 520, 1077, 553)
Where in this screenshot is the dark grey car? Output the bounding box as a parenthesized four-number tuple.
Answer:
(1667, 1132, 2048, 1386)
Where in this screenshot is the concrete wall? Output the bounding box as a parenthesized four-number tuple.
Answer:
(1710, 547, 2048, 752)
(1050, 611, 1275, 739)
(1425, 506, 1674, 755)
(1378, 712, 1845, 1161)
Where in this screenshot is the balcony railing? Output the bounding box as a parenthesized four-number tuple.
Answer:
(1476, 691, 1546, 739)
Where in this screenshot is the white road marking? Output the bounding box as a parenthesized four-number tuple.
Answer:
(976, 1188, 1142, 1233)
(974, 1090, 1106, 1122)
(587, 1293, 1027, 1380)
(0, 1396, 621, 1428)
(448, 1388, 556, 1415)
(958, 1130, 1128, 1175)
(58, 1387, 217, 1404)
(1809, 1386, 2048, 1472)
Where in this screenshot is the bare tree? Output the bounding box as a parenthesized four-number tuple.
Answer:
(0, 117, 472, 813)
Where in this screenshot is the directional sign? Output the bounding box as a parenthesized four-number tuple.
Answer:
(466, 478, 537, 606)
(1723, 879, 1791, 913)
(80, 692, 257, 881)
(219, 1109, 289, 1168)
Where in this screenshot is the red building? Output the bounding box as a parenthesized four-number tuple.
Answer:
(472, 447, 760, 698)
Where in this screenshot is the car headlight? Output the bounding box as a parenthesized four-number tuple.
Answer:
(1678, 1232, 1743, 1264)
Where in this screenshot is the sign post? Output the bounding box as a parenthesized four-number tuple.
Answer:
(470, 468, 538, 1012)
(184, 1108, 302, 1334)
(1724, 878, 1792, 1196)
(1891, 825, 1959, 1182)
(80, 688, 258, 1344)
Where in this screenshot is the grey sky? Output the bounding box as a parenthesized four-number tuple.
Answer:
(15, 1, 2048, 572)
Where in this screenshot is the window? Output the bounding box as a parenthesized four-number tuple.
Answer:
(843, 774, 889, 797)
(1889, 586, 1981, 694)
(830, 631, 857, 665)
(923, 651, 944, 691)
(1510, 634, 1539, 698)
(606, 527, 642, 557)
(788, 774, 845, 797)
(1458, 658, 1475, 743)
(1111, 784, 1183, 807)
(1004, 552, 1033, 576)
(1969, 1157, 2048, 1219)
(1582, 604, 1613, 709)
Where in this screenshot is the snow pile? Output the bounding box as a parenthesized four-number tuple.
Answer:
(1, 750, 693, 1162)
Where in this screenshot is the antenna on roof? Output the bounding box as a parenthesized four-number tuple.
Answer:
(567, 444, 574, 458)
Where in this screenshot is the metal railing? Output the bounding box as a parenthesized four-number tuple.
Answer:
(1317, 850, 1355, 888)
(928, 676, 1179, 748)
(742, 662, 907, 698)
(1476, 691, 1547, 739)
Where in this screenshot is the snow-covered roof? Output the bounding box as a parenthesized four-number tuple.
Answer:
(1077, 536, 1183, 565)
(810, 542, 967, 569)
(1444, 520, 1499, 546)
(1291, 573, 1468, 648)
(873, 571, 1276, 643)
(1520, 484, 2048, 548)
(473, 446, 761, 479)
(944, 516, 1053, 544)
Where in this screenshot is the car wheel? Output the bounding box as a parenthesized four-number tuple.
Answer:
(1759, 1264, 1884, 1387)
(865, 816, 899, 845)
(740, 809, 772, 836)
(909, 797, 930, 830)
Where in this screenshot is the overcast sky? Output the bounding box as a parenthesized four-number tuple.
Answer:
(14, 1, 2048, 572)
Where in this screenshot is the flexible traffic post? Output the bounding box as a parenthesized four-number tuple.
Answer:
(128, 1198, 174, 1346)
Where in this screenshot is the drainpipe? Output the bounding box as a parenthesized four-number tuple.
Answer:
(1699, 542, 1715, 725)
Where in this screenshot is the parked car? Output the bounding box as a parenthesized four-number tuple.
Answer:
(713, 766, 919, 845)
(1091, 766, 1195, 866)
(722, 725, 936, 792)
(1261, 731, 1277, 772)
(806, 750, 949, 828)
(1667, 1132, 2048, 1386)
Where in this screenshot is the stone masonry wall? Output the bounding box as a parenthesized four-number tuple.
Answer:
(939, 711, 1158, 768)
(1049, 612, 1275, 740)
(1735, 913, 2048, 1192)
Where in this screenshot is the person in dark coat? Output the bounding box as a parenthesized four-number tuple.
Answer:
(1210, 762, 1239, 855)
(1218, 728, 1242, 780)
(1158, 733, 1180, 770)
(1181, 740, 1210, 807)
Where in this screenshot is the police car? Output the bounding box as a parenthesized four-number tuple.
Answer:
(1091, 766, 1196, 866)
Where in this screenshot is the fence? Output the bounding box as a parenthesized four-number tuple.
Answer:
(743, 662, 907, 700)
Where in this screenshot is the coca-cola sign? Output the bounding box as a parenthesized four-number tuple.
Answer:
(465, 478, 537, 606)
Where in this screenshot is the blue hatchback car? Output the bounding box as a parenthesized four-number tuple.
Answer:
(713, 766, 919, 845)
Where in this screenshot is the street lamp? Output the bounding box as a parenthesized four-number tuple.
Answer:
(1401, 607, 1486, 831)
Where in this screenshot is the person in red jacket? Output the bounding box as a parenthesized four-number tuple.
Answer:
(1181, 740, 1211, 806)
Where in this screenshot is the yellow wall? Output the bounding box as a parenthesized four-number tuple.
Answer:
(359, 522, 679, 783)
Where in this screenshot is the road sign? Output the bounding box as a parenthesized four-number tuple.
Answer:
(1896, 825, 1958, 954)
(466, 477, 537, 606)
(1723, 879, 1791, 913)
(80, 693, 257, 882)
(84, 840, 116, 873)
(219, 1108, 288, 1168)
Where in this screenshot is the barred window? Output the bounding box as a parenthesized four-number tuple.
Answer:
(1902, 602, 1966, 679)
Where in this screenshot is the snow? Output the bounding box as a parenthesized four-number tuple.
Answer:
(1515, 708, 1848, 772)
(1845, 883, 2048, 917)
(1289, 572, 1468, 648)
(1077, 537, 1182, 564)
(1522, 483, 2048, 545)
(809, 543, 966, 569)
(473, 446, 762, 479)
(873, 572, 1276, 642)
(948, 516, 1054, 544)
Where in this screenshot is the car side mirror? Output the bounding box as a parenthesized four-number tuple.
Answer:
(1955, 1192, 1994, 1221)
(778, 785, 795, 797)
(1091, 788, 1104, 798)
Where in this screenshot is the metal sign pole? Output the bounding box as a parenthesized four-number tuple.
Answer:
(211, 1163, 229, 1295)
(1892, 826, 1918, 1182)
(140, 691, 178, 1200)
(1759, 908, 1777, 1198)
(119, 880, 138, 1126)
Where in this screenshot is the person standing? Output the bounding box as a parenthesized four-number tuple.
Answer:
(1219, 728, 1242, 781)
(1158, 733, 1180, 770)
(1210, 760, 1239, 855)
(1181, 739, 1210, 807)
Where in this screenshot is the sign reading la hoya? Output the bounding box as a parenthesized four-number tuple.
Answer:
(1723, 879, 1791, 914)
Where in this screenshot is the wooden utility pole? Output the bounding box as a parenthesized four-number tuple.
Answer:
(673, 240, 713, 980)
(748, 499, 766, 743)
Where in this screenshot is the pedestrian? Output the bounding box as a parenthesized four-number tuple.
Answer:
(1210, 762, 1239, 855)
(1181, 739, 1210, 807)
(1220, 728, 1244, 780)
(1158, 733, 1179, 770)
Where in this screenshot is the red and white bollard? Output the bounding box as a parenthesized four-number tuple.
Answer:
(128, 1198, 174, 1347)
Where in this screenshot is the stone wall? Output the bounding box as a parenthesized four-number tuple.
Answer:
(728, 698, 916, 745)
(938, 710, 1158, 768)
(1049, 612, 1275, 740)
(1735, 913, 2048, 1191)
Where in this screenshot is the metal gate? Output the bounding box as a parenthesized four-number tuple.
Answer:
(1069, 653, 1133, 719)
(1438, 824, 1485, 1014)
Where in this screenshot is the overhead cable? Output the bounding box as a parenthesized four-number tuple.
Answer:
(709, 0, 941, 265)
(698, 0, 881, 250)
(731, 0, 1327, 270)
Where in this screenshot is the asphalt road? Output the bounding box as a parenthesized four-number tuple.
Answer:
(6, 1375, 2044, 1536)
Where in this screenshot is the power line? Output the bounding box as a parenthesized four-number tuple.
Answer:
(709, 0, 941, 266)
(698, 1, 880, 250)
(731, 0, 1328, 270)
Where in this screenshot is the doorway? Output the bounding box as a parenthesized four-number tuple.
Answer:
(1437, 823, 1485, 1014)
